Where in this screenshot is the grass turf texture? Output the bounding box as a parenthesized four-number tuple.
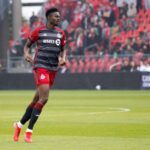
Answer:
(0, 90, 150, 150)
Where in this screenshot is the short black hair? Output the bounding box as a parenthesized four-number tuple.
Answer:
(45, 7, 59, 18)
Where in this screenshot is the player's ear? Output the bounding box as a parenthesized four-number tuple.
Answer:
(47, 14, 51, 21)
(47, 15, 50, 21)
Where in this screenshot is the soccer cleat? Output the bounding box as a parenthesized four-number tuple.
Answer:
(24, 131, 32, 143)
(13, 123, 21, 142)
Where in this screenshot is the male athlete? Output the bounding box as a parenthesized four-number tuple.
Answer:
(13, 8, 66, 143)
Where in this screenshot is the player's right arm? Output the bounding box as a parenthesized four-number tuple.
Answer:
(24, 39, 33, 63)
(24, 27, 41, 63)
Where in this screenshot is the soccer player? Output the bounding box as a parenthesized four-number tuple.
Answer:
(13, 8, 66, 143)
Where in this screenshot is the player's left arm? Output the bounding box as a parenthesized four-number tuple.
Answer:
(59, 31, 67, 66)
(59, 47, 66, 66)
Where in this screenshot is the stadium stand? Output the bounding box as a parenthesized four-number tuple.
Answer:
(9, 0, 150, 73)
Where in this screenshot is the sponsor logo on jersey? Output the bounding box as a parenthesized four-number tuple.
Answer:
(43, 39, 55, 44)
(43, 39, 61, 46)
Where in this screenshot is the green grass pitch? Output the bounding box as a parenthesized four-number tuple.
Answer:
(0, 90, 150, 150)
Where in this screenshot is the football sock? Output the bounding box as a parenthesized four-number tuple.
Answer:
(17, 121, 23, 128)
(28, 102, 44, 130)
(20, 102, 36, 125)
(26, 128, 33, 133)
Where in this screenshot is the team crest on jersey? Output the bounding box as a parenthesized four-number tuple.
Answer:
(57, 33, 62, 38)
(55, 39, 61, 46)
(40, 74, 46, 80)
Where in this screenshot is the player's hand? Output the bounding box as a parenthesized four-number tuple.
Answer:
(24, 52, 33, 63)
(58, 57, 66, 67)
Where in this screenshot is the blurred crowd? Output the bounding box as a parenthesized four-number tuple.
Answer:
(9, 0, 150, 73)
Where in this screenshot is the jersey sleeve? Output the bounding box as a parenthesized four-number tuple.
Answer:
(28, 28, 40, 42)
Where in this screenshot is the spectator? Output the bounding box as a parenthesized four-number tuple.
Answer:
(127, 3, 137, 17)
(19, 20, 30, 46)
(137, 59, 150, 72)
(76, 29, 84, 55)
(136, 0, 143, 12)
(29, 12, 38, 28)
(103, 5, 116, 27)
(130, 60, 137, 72)
(102, 22, 110, 49)
(31, 17, 44, 30)
(121, 59, 132, 71)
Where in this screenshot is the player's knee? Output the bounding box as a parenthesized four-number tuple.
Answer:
(39, 98, 48, 105)
(43, 98, 48, 105)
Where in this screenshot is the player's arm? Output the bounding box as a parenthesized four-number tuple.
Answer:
(24, 39, 33, 63)
(59, 47, 67, 66)
(24, 27, 39, 63)
(59, 31, 67, 66)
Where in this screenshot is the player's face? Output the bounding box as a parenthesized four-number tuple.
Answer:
(48, 12, 61, 26)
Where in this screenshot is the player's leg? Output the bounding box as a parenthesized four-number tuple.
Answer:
(28, 84, 49, 130)
(13, 91, 39, 142)
(24, 69, 57, 143)
(20, 91, 39, 125)
(24, 84, 49, 143)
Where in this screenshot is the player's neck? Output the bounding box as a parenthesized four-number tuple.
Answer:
(46, 22, 55, 29)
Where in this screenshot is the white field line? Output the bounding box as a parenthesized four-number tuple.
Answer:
(86, 108, 130, 115)
(46, 107, 130, 117)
